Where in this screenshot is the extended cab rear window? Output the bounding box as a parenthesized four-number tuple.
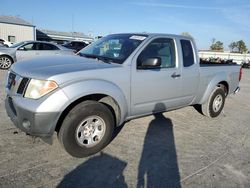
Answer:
(181, 39, 194, 67)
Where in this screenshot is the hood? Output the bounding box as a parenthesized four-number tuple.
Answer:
(11, 55, 121, 79)
(0, 46, 7, 49)
(0, 47, 15, 53)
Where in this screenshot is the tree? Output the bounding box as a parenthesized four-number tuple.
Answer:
(211, 38, 216, 45)
(229, 42, 237, 52)
(210, 40, 224, 51)
(237, 40, 248, 53)
(181, 32, 193, 38)
(229, 40, 248, 53)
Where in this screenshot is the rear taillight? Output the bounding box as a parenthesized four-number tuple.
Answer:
(239, 66, 243, 81)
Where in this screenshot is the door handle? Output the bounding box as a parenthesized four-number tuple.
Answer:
(171, 73, 181, 78)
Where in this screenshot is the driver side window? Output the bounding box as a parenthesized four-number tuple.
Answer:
(137, 38, 176, 69)
(19, 43, 35, 51)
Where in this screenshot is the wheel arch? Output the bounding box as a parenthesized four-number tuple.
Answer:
(0, 54, 14, 61)
(218, 81, 229, 96)
(55, 93, 122, 133)
(199, 75, 229, 104)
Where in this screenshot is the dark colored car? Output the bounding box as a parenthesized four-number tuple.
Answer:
(62, 41, 88, 52)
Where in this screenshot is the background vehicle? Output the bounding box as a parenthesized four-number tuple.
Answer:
(0, 38, 13, 47)
(0, 41, 75, 69)
(0, 43, 7, 48)
(5, 33, 241, 158)
(242, 60, 250, 68)
(62, 41, 88, 52)
(200, 57, 234, 64)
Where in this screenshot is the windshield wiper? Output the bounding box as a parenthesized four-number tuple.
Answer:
(78, 53, 112, 64)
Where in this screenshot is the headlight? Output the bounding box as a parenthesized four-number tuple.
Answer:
(24, 79, 58, 99)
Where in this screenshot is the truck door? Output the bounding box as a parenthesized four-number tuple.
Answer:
(179, 39, 199, 105)
(131, 37, 182, 116)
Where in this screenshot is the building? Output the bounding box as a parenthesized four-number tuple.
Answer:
(0, 16, 94, 45)
(0, 16, 35, 43)
(36, 29, 93, 44)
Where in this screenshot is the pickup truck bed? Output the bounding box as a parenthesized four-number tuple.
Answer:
(200, 63, 237, 66)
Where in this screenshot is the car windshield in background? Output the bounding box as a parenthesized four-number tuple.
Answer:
(9, 41, 25, 48)
(78, 34, 148, 64)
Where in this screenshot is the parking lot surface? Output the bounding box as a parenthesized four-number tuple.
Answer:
(0, 69, 250, 188)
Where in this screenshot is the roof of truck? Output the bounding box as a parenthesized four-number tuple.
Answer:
(109, 32, 193, 40)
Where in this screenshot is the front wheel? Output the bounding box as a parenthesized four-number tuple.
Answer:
(201, 86, 226, 118)
(0, 55, 13, 69)
(58, 100, 115, 158)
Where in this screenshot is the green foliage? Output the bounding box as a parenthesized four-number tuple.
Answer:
(210, 40, 224, 51)
(181, 32, 193, 38)
(229, 42, 237, 52)
(237, 40, 248, 53)
(229, 40, 248, 53)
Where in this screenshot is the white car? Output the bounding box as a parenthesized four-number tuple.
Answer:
(0, 39, 13, 47)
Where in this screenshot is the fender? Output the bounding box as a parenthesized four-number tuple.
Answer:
(198, 72, 228, 104)
(60, 79, 129, 125)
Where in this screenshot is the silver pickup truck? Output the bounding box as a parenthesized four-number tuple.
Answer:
(5, 33, 241, 157)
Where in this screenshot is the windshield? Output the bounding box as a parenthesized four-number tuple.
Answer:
(78, 34, 148, 64)
(9, 41, 26, 48)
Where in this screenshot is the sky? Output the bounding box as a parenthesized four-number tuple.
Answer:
(1, 0, 250, 50)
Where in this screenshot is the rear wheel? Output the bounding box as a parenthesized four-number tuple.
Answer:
(201, 86, 226, 118)
(58, 100, 115, 158)
(0, 55, 13, 69)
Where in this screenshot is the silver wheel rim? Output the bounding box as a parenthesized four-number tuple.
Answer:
(213, 94, 223, 112)
(75, 115, 106, 148)
(0, 56, 12, 69)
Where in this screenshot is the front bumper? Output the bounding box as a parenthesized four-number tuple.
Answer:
(5, 96, 60, 137)
(234, 86, 240, 94)
(4, 70, 70, 138)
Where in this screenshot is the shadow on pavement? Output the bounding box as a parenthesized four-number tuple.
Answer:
(57, 153, 127, 188)
(137, 103, 181, 188)
(58, 103, 180, 188)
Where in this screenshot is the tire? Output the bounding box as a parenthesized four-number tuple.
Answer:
(201, 86, 226, 118)
(0, 55, 13, 70)
(58, 100, 115, 158)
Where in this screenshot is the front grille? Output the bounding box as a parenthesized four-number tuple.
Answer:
(7, 72, 16, 90)
(17, 78, 29, 94)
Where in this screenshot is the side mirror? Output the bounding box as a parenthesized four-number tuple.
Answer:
(18, 47, 26, 51)
(140, 57, 161, 69)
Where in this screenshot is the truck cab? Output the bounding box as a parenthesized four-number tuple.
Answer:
(129, 35, 200, 116)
